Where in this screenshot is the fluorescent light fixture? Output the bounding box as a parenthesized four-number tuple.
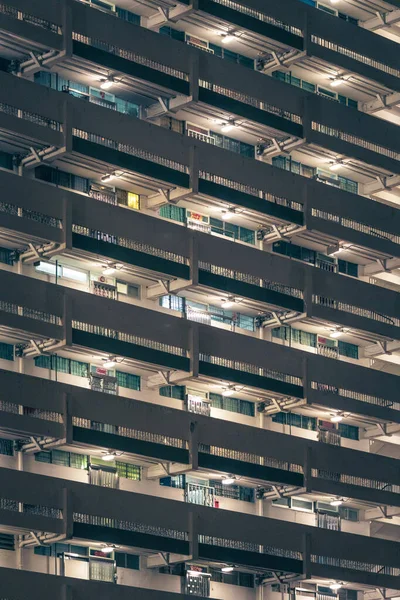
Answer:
(103, 360, 116, 369)
(100, 77, 114, 90)
(221, 121, 236, 133)
(221, 210, 233, 220)
(330, 0, 340, 4)
(330, 331, 343, 339)
(330, 583, 343, 591)
(103, 267, 116, 276)
(221, 300, 234, 308)
(331, 414, 344, 423)
(102, 452, 116, 462)
(101, 545, 115, 553)
(222, 388, 235, 397)
(330, 499, 344, 507)
(221, 33, 235, 44)
(329, 162, 343, 171)
(221, 566, 235, 573)
(101, 174, 115, 183)
(222, 477, 235, 485)
(330, 79, 342, 87)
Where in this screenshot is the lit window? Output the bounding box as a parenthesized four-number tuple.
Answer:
(62, 266, 88, 283)
(127, 192, 140, 210)
(35, 261, 58, 276)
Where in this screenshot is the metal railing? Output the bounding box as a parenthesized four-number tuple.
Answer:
(199, 80, 302, 125)
(0, 3, 61, 34)
(199, 352, 303, 386)
(199, 443, 303, 474)
(199, 261, 304, 299)
(73, 128, 188, 174)
(200, 171, 304, 212)
(72, 224, 187, 264)
(74, 512, 188, 540)
(185, 482, 215, 507)
(72, 32, 189, 81)
(0, 102, 62, 132)
(72, 320, 187, 357)
(0, 201, 61, 229)
(0, 300, 62, 326)
(310, 35, 400, 79)
(311, 381, 400, 412)
(313, 295, 400, 327)
(311, 208, 400, 245)
(73, 418, 186, 450)
(209, 0, 303, 37)
(312, 122, 400, 161)
(187, 130, 216, 144)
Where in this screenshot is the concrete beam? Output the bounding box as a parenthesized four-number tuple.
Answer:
(360, 9, 400, 32)
(144, 2, 197, 29)
(362, 92, 400, 114)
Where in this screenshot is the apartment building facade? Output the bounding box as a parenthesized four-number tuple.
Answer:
(0, 1, 400, 599)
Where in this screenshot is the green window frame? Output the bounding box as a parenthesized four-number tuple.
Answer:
(272, 412, 317, 431)
(0, 342, 14, 361)
(0, 438, 14, 456)
(34, 355, 89, 377)
(159, 204, 186, 223)
(338, 423, 359, 440)
(338, 340, 359, 359)
(116, 371, 141, 390)
(0, 247, 14, 266)
(116, 461, 141, 480)
(35, 450, 88, 469)
(159, 385, 186, 400)
(209, 393, 255, 417)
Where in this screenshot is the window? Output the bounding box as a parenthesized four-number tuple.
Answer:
(272, 412, 317, 431)
(159, 204, 186, 223)
(0, 533, 14, 551)
(115, 552, 140, 569)
(34, 355, 89, 377)
(116, 281, 140, 298)
(160, 474, 186, 488)
(338, 259, 358, 277)
(273, 240, 316, 264)
(209, 305, 255, 331)
(159, 385, 186, 400)
(35, 450, 88, 469)
(210, 569, 254, 587)
(116, 371, 141, 390)
(35, 544, 88, 557)
(338, 423, 359, 440)
(338, 341, 358, 359)
(0, 438, 14, 456)
(209, 218, 255, 244)
(0, 247, 14, 265)
(115, 461, 141, 480)
(160, 295, 185, 312)
(339, 507, 359, 522)
(35, 165, 89, 193)
(115, 7, 140, 24)
(209, 393, 255, 416)
(0, 342, 14, 361)
(272, 326, 317, 348)
(35, 261, 88, 283)
(210, 480, 255, 502)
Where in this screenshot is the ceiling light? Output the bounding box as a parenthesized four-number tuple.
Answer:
(101, 174, 115, 183)
(100, 77, 114, 90)
(221, 33, 235, 44)
(222, 476, 236, 485)
(221, 121, 236, 133)
(222, 388, 235, 397)
(102, 359, 116, 369)
(331, 414, 344, 423)
(330, 331, 343, 339)
(221, 566, 235, 573)
(221, 299, 234, 308)
(221, 210, 234, 220)
(103, 267, 116, 276)
(329, 162, 343, 171)
(330, 499, 344, 507)
(330, 0, 340, 4)
(101, 544, 115, 554)
(330, 582, 343, 591)
(330, 76, 344, 87)
(102, 452, 117, 462)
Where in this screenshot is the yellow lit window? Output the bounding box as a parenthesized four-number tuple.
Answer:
(127, 192, 140, 210)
